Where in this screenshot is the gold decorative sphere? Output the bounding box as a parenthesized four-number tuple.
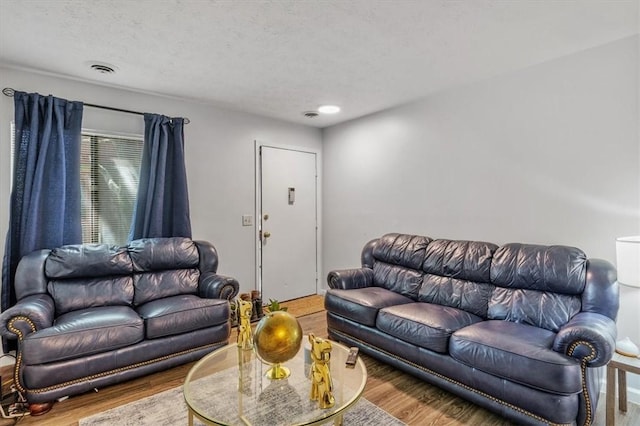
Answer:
(253, 311, 303, 365)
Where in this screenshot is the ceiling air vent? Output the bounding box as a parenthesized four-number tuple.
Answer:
(303, 111, 319, 118)
(90, 64, 116, 74)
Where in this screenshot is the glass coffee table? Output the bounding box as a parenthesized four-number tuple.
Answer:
(184, 336, 367, 425)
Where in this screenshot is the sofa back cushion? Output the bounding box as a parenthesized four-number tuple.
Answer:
(128, 237, 201, 306)
(48, 277, 134, 315)
(46, 244, 132, 279)
(422, 239, 497, 282)
(488, 288, 581, 332)
(372, 263, 423, 299)
(128, 237, 199, 271)
(488, 243, 586, 332)
(133, 270, 200, 305)
(372, 234, 431, 270)
(419, 275, 494, 318)
(370, 234, 430, 299)
(490, 243, 587, 293)
(419, 240, 497, 317)
(45, 244, 134, 315)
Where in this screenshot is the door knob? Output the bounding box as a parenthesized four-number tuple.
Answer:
(263, 231, 271, 238)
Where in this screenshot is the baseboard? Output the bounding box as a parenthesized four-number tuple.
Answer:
(601, 384, 640, 405)
(625, 386, 640, 405)
(0, 353, 15, 368)
(602, 365, 640, 406)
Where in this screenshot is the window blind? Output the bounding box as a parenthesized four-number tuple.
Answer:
(80, 134, 143, 245)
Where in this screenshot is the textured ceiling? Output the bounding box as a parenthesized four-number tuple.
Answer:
(0, 1, 637, 128)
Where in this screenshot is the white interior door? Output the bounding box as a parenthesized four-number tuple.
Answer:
(259, 146, 317, 303)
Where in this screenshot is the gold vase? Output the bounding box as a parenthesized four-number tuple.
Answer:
(253, 311, 303, 380)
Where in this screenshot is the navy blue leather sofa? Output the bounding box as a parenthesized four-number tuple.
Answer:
(0, 237, 239, 411)
(325, 233, 618, 426)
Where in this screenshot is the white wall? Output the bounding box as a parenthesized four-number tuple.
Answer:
(0, 67, 323, 295)
(0, 34, 638, 401)
(323, 36, 640, 398)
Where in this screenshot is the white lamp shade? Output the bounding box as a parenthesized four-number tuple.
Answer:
(616, 236, 640, 288)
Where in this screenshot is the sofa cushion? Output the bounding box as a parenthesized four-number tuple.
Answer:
(490, 243, 587, 294)
(422, 239, 498, 282)
(128, 237, 199, 272)
(487, 287, 581, 332)
(133, 269, 200, 306)
(45, 243, 132, 279)
(372, 233, 431, 270)
(22, 306, 143, 365)
(48, 276, 134, 315)
(449, 320, 582, 394)
(136, 295, 229, 339)
(377, 303, 482, 353)
(324, 287, 413, 327)
(373, 263, 423, 300)
(419, 275, 494, 318)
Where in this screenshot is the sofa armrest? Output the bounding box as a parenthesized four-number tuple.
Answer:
(0, 294, 55, 340)
(553, 312, 617, 367)
(327, 268, 373, 290)
(199, 272, 239, 300)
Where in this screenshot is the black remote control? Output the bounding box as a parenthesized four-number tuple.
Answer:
(346, 347, 359, 368)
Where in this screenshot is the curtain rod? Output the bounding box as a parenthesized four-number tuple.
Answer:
(2, 87, 190, 125)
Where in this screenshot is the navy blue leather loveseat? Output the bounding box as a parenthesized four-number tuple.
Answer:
(325, 233, 618, 426)
(0, 237, 238, 412)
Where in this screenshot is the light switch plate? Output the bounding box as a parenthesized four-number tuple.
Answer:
(242, 215, 253, 226)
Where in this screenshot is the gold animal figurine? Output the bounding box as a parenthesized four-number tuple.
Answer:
(308, 334, 335, 408)
(237, 299, 253, 350)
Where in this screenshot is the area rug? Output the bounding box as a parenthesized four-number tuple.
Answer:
(79, 385, 406, 426)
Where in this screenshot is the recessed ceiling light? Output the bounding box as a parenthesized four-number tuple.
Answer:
(318, 105, 340, 114)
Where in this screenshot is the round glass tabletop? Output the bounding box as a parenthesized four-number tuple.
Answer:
(184, 336, 367, 426)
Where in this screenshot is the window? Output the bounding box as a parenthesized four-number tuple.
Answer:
(80, 133, 143, 245)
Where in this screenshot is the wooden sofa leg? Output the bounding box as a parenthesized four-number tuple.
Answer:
(29, 402, 53, 416)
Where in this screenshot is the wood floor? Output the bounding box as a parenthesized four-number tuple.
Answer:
(0, 294, 637, 426)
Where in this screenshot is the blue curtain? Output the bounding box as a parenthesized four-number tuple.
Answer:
(1, 92, 83, 315)
(129, 113, 192, 239)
